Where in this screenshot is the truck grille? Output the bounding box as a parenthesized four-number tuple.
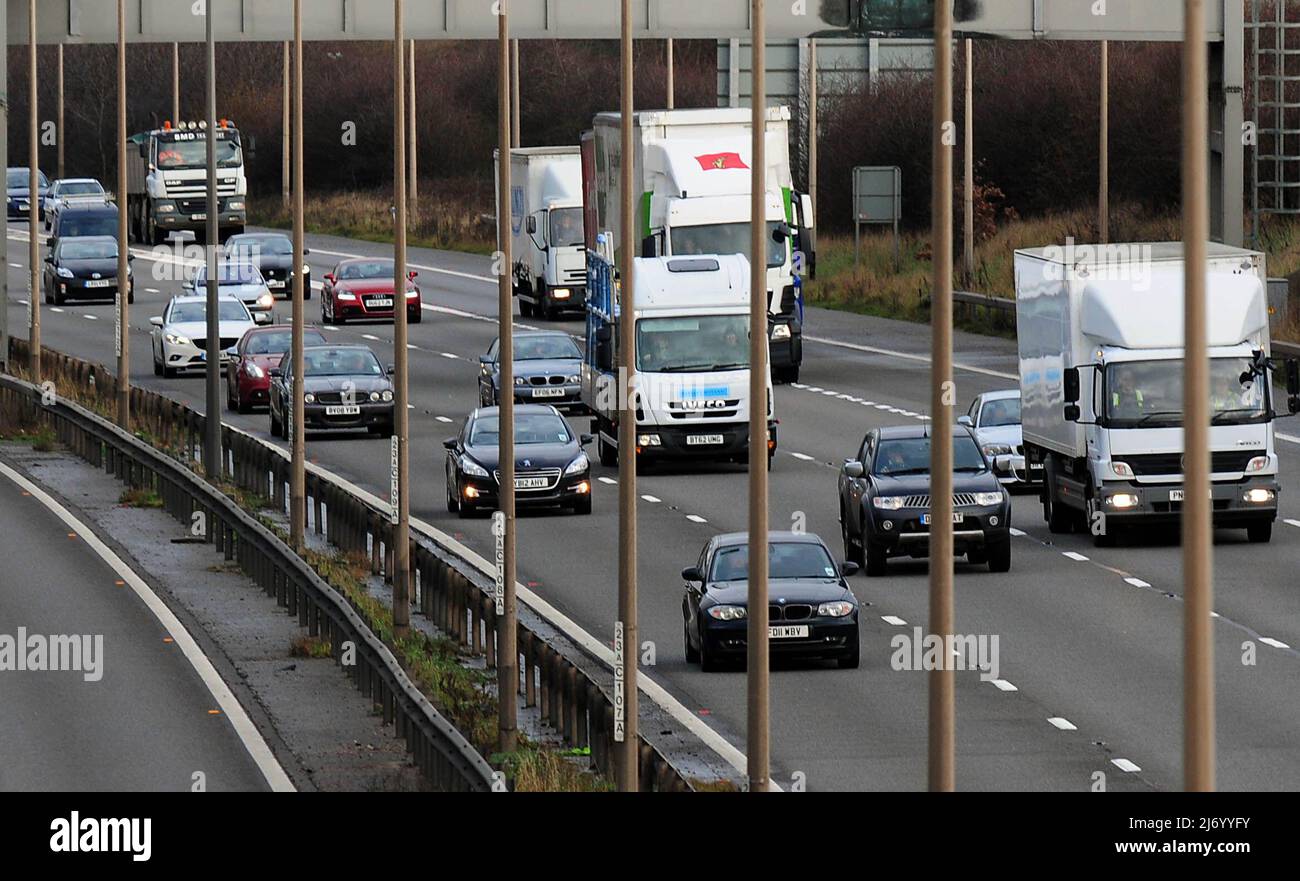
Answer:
(667, 399, 740, 419)
(1123, 450, 1262, 476)
(563, 270, 586, 285)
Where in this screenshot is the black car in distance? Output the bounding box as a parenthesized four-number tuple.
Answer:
(478, 330, 584, 412)
(681, 531, 860, 671)
(268, 345, 395, 439)
(225, 232, 311, 300)
(838, 425, 1012, 576)
(42, 235, 133, 304)
(444, 404, 593, 518)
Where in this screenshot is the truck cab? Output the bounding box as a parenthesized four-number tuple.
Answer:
(127, 120, 247, 246)
(582, 246, 776, 469)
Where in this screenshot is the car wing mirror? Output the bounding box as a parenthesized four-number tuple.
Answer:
(957, 415, 973, 427)
(843, 461, 864, 479)
(149, 316, 163, 327)
(269, 367, 282, 377)
(442, 438, 458, 451)
(681, 566, 703, 583)
(387, 364, 396, 375)
(840, 561, 860, 577)
(579, 433, 594, 446)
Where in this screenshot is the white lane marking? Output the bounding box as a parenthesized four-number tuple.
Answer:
(1008, 527, 1026, 537)
(0, 461, 295, 793)
(598, 476, 617, 485)
(990, 679, 1018, 692)
(1284, 519, 1300, 528)
(1047, 717, 1077, 730)
(1124, 576, 1151, 588)
(1260, 637, 1292, 649)
(439, 352, 459, 359)
(435, 416, 453, 423)
(1211, 611, 1221, 619)
(360, 333, 381, 341)
(789, 451, 815, 461)
(640, 494, 661, 503)
(322, 325, 339, 331)
(880, 615, 907, 626)
(50, 307, 64, 313)
(1111, 758, 1142, 773)
(83, 314, 97, 320)
(804, 333, 1018, 381)
(1277, 432, 1300, 445)
(686, 514, 708, 523)
(407, 344, 418, 350)
(146, 287, 160, 293)
(9, 262, 21, 268)
(1062, 551, 1089, 561)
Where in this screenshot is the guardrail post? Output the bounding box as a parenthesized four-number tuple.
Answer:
(523, 632, 536, 707)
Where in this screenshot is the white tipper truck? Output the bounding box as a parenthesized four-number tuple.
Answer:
(581, 107, 815, 383)
(581, 244, 776, 468)
(126, 120, 247, 245)
(495, 147, 588, 319)
(1016, 241, 1300, 546)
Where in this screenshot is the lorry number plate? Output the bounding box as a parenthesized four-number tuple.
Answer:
(1168, 490, 1213, 502)
(687, 434, 724, 446)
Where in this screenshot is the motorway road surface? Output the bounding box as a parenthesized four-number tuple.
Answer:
(0, 460, 273, 791)
(7, 221, 1300, 791)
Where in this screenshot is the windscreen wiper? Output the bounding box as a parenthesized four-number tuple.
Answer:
(1210, 408, 1266, 425)
(1129, 410, 1182, 427)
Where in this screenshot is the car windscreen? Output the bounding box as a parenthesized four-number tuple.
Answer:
(873, 435, 987, 476)
(156, 137, 241, 170)
(57, 214, 117, 238)
(247, 330, 326, 355)
(636, 315, 750, 373)
(514, 335, 581, 361)
(338, 261, 395, 280)
(1104, 358, 1270, 428)
(708, 542, 839, 582)
(58, 241, 117, 260)
(671, 221, 785, 267)
(469, 414, 571, 447)
(169, 301, 249, 323)
(196, 263, 262, 286)
(229, 237, 292, 257)
(549, 208, 584, 247)
(8, 169, 47, 188)
(59, 181, 104, 196)
(979, 397, 1021, 427)
(303, 349, 384, 377)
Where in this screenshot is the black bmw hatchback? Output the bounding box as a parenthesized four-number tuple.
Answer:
(681, 531, 860, 671)
(444, 404, 593, 517)
(42, 235, 133, 304)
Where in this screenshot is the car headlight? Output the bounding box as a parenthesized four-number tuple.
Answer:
(817, 601, 855, 618)
(304, 393, 315, 404)
(515, 377, 527, 386)
(707, 605, 747, 621)
(973, 491, 1004, 506)
(1110, 461, 1134, 478)
(56, 266, 74, 278)
(164, 332, 190, 346)
(381, 389, 393, 402)
(981, 443, 1012, 457)
(369, 391, 381, 402)
(1243, 488, 1276, 504)
(771, 323, 791, 340)
(872, 496, 906, 510)
(567, 374, 581, 384)
(461, 456, 489, 478)
(564, 452, 590, 476)
(244, 362, 264, 379)
(1245, 455, 1270, 473)
(337, 291, 357, 301)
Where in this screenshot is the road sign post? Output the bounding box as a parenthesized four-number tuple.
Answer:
(852, 166, 902, 269)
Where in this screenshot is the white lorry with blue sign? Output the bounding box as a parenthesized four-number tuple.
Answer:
(582, 245, 776, 468)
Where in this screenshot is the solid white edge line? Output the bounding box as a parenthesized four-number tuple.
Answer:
(0, 461, 296, 793)
(1260, 637, 1291, 649)
(1047, 716, 1077, 730)
(1111, 758, 1142, 773)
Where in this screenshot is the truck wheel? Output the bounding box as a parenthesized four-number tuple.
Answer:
(1247, 521, 1272, 543)
(519, 297, 534, 318)
(1044, 456, 1074, 534)
(986, 539, 1012, 573)
(775, 364, 800, 384)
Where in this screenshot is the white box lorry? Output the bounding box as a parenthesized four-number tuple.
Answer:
(1016, 241, 1300, 546)
(581, 107, 814, 383)
(495, 147, 587, 319)
(581, 246, 776, 468)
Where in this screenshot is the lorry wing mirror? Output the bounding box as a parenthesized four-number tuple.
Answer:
(595, 340, 613, 372)
(772, 223, 793, 244)
(595, 325, 612, 345)
(1063, 367, 1081, 404)
(526, 216, 537, 235)
(641, 235, 657, 258)
(1063, 403, 1081, 422)
(1287, 359, 1300, 397)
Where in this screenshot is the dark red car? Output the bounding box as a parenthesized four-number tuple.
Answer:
(319, 258, 423, 325)
(226, 324, 327, 413)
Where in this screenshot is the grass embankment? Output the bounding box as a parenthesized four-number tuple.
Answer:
(249, 181, 495, 256)
(804, 209, 1300, 343)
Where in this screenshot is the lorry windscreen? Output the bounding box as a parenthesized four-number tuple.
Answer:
(549, 208, 584, 247)
(1104, 358, 1269, 427)
(671, 222, 785, 267)
(636, 315, 750, 373)
(156, 138, 242, 170)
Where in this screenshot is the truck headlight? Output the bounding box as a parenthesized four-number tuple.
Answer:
(707, 605, 747, 621)
(637, 433, 661, 446)
(1243, 488, 1276, 504)
(1106, 493, 1140, 509)
(771, 324, 791, 340)
(460, 456, 489, 478)
(817, 601, 855, 618)
(1245, 456, 1270, 473)
(1110, 461, 1134, 478)
(564, 453, 590, 476)
(156, 203, 177, 214)
(551, 288, 571, 299)
(873, 496, 906, 510)
(227, 200, 245, 211)
(973, 492, 1004, 506)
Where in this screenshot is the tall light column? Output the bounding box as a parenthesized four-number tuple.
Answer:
(116, 0, 130, 430)
(392, 0, 412, 641)
(290, 1, 306, 553)
(28, 0, 40, 384)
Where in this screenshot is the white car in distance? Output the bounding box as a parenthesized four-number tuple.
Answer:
(150, 295, 258, 378)
(959, 389, 1036, 486)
